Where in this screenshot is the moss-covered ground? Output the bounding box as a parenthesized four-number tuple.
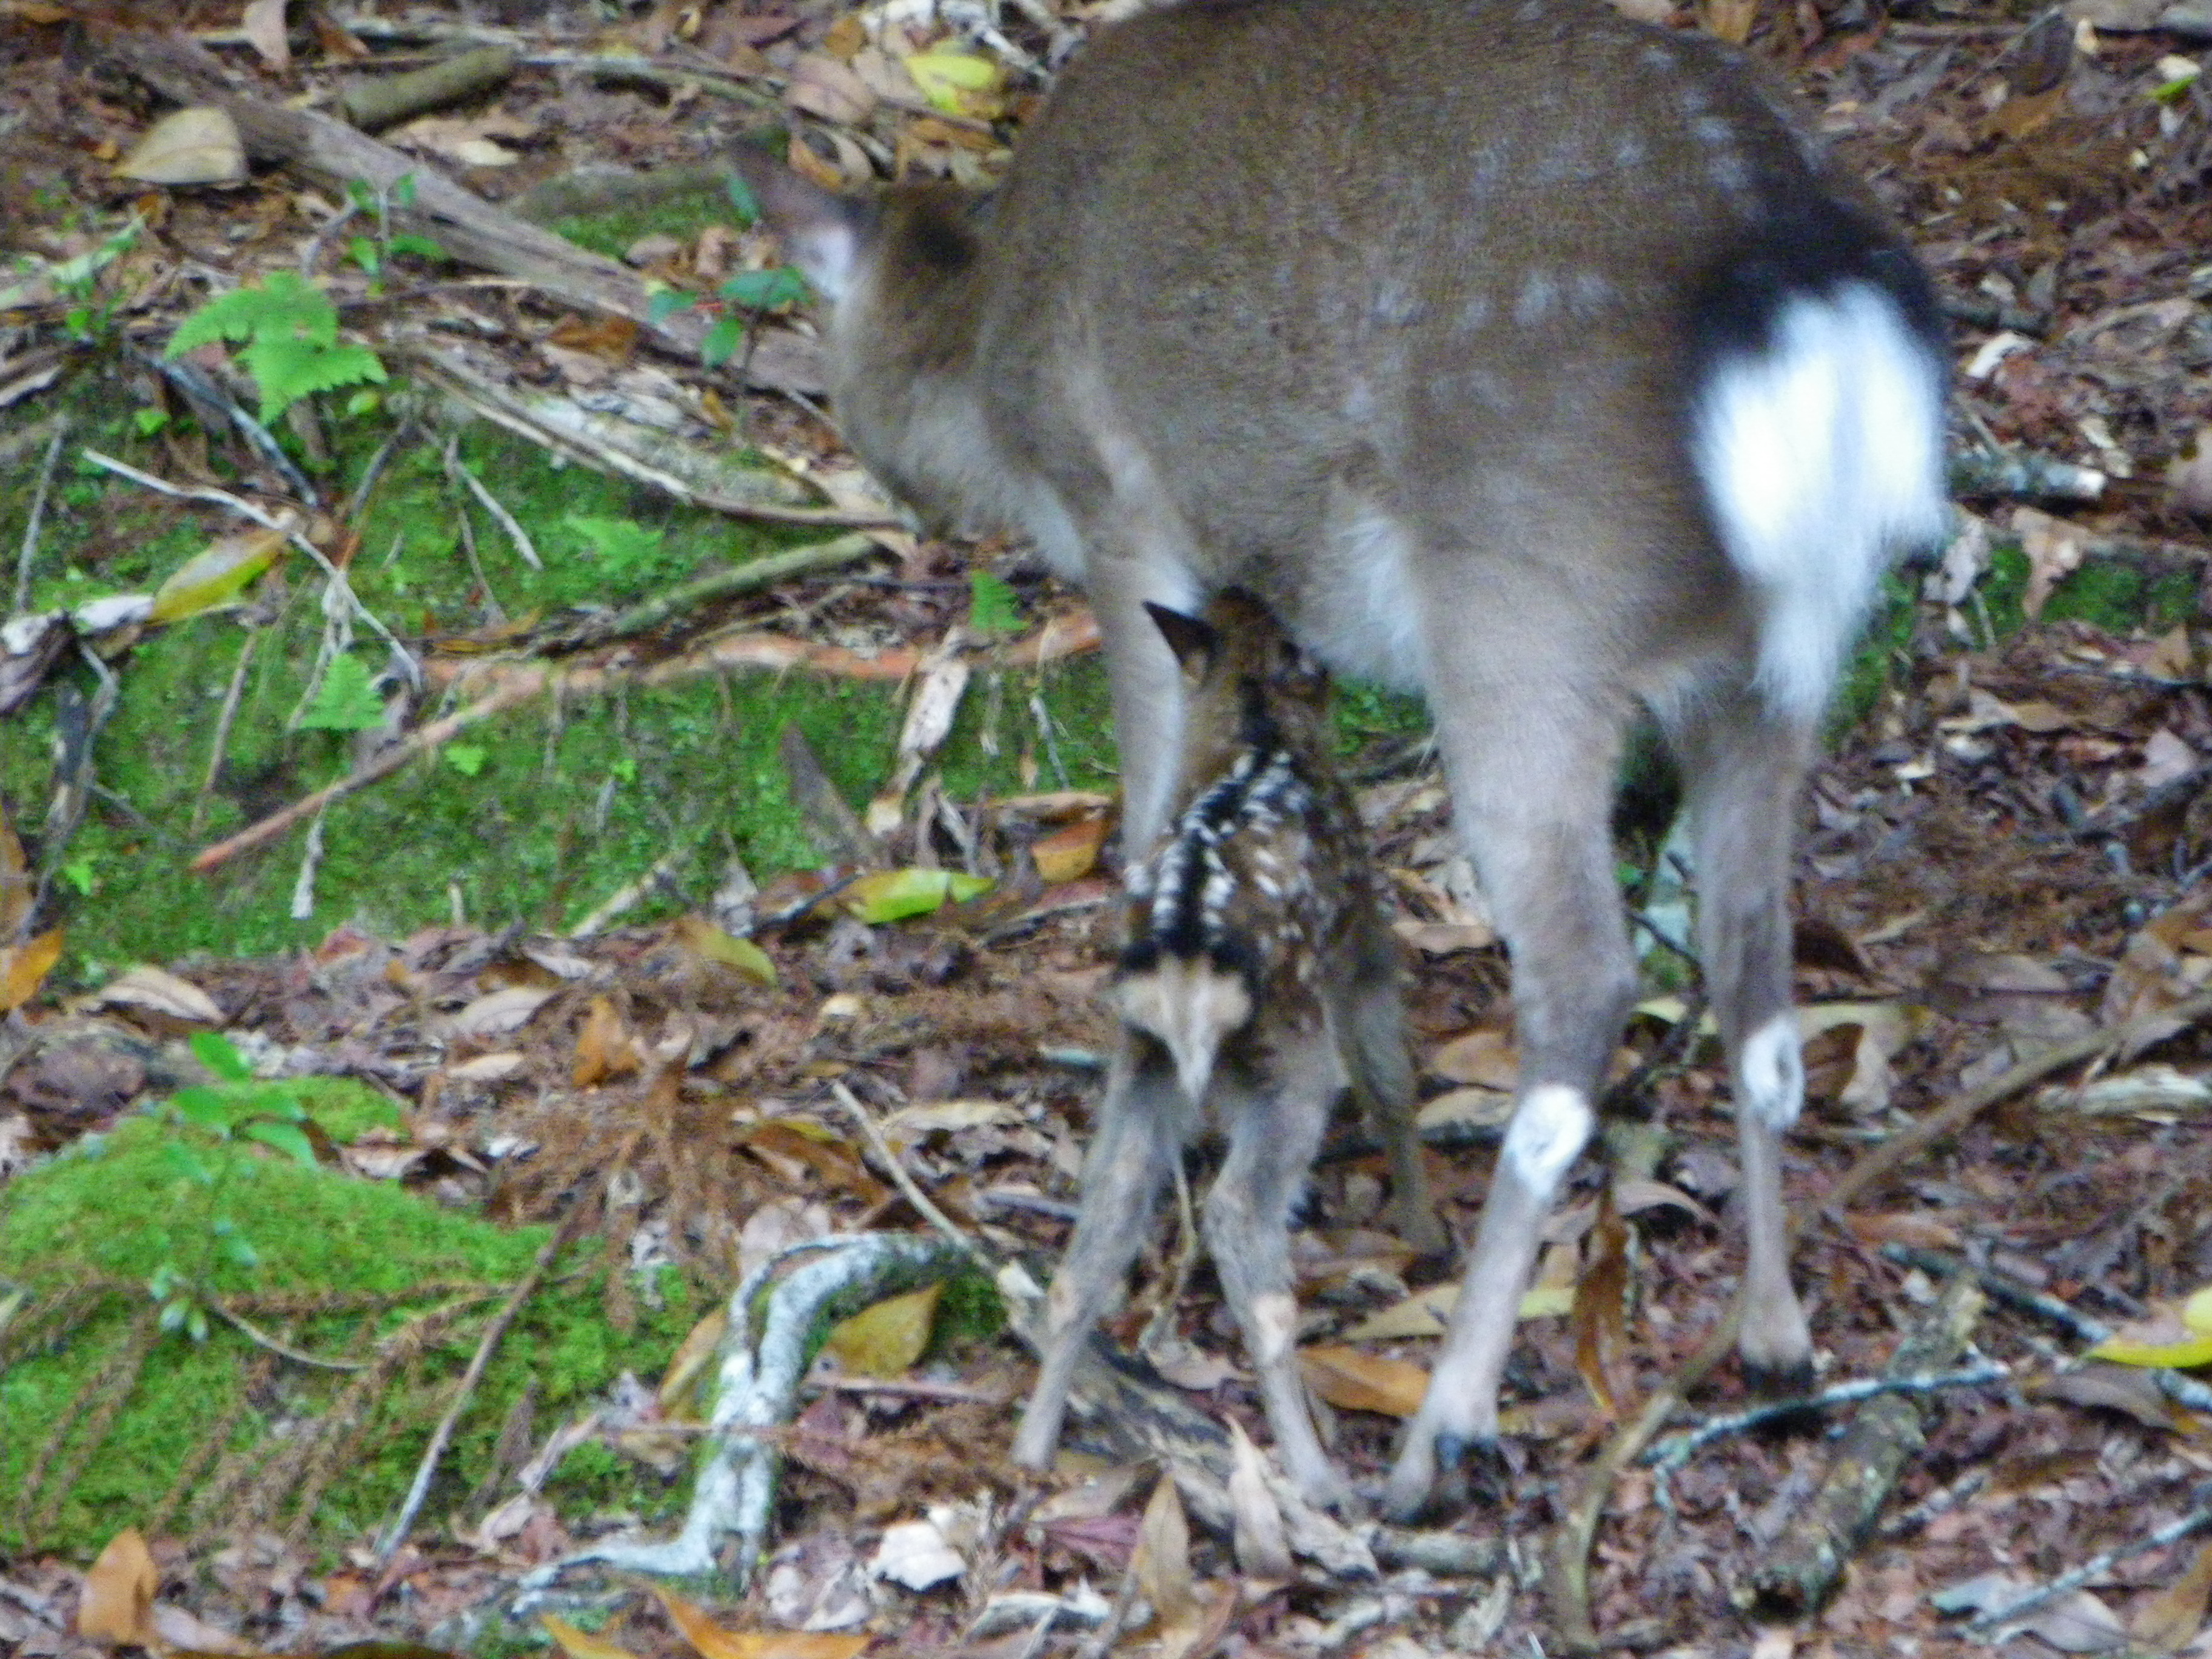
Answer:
(0, 1074, 699, 1561)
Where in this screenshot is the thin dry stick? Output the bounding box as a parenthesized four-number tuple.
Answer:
(78, 447, 421, 686)
(192, 669, 548, 870)
(1550, 984, 2212, 1652)
(373, 1205, 585, 1568)
(12, 417, 67, 615)
(206, 1293, 366, 1372)
(189, 626, 261, 842)
(830, 1080, 993, 1272)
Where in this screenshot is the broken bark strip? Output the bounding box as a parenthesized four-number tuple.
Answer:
(1738, 1273, 1986, 1620)
(339, 44, 518, 132)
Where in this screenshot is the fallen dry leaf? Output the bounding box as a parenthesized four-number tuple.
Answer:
(1298, 1343, 1429, 1418)
(78, 1527, 156, 1646)
(659, 1589, 870, 1659)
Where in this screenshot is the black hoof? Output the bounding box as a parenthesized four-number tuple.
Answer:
(1433, 1432, 1511, 1509)
(1741, 1355, 1821, 1436)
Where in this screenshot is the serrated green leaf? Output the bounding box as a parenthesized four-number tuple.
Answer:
(169, 270, 338, 357)
(161, 1140, 214, 1184)
(299, 653, 387, 732)
(446, 743, 487, 777)
(968, 571, 1022, 638)
(722, 266, 808, 310)
(241, 1119, 318, 1168)
(701, 313, 744, 368)
(388, 232, 443, 261)
(238, 335, 386, 423)
(347, 236, 382, 276)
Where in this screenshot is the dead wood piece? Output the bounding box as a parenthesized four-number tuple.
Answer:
(397, 340, 845, 518)
(555, 533, 880, 650)
(1738, 1273, 1986, 1620)
(1951, 445, 2106, 504)
(97, 30, 819, 395)
(779, 722, 883, 867)
(556, 1231, 972, 1589)
(340, 44, 517, 132)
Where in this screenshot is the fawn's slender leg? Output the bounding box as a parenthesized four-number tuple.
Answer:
(1384, 598, 1640, 1521)
(1669, 687, 1818, 1390)
(1203, 1031, 1353, 1510)
(1333, 908, 1447, 1255)
(1014, 1035, 1184, 1470)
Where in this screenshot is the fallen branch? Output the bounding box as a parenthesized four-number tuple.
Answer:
(374, 1205, 581, 1570)
(1963, 1479, 2212, 1637)
(192, 671, 547, 871)
(1882, 1242, 2212, 1415)
(1739, 1273, 1987, 1619)
(1645, 1359, 2006, 1474)
(556, 1230, 973, 1587)
(1550, 985, 2212, 1651)
(432, 604, 1103, 699)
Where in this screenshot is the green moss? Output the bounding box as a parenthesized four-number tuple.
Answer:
(0, 1110, 697, 1560)
(928, 1269, 1007, 1355)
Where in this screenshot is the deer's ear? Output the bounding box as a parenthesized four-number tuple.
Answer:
(1144, 602, 1218, 675)
(731, 143, 873, 303)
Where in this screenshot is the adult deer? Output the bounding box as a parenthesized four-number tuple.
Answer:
(741, 0, 1949, 1517)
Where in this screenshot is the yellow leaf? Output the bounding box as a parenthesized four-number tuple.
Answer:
(658, 1590, 870, 1659)
(674, 913, 777, 985)
(0, 927, 63, 1013)
(78, 1527, 156, 1646)
(842, 866, 991, 923)
(543, 1612, 643, 1659)
(822, 1281, 942, 1378)
(2086, 1292, 2212, 1369)
(2132, 1538, 2212, 1652)
(0, 798, 29, 935)
(1131, 1472, 1196, 1630)
(657, 1307, 729, 1418)
(149, 526, 286, 623)
(1298, 1344, 1429, 1418)
(1031, 814, 1107, 883)
(1338, 1283, 1456, 1341)
(903, 47, 1005, 118)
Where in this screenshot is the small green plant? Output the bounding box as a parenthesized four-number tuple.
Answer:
(561, 514, 682, 586)
(343, 172, 449, 285)
(143, 1032, 318, 1341)
(647, 173, 813, 368)
(967, 571, 1024, 639)
(132, 407, 170, 438)
(52, 220, 143, 344)
(298, 652, 387, 733)
(166, 270, 387, 424)
(445, 742, 488, 777)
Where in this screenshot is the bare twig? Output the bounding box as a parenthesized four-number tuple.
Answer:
(192, 670, 547, 871)
(806, 1373, 1013, 1404)
(1964, 1481, 2212, 1635)
(375, 1204, 582, 1568)
(830, 1080, 993, 1272)
(204, 1293, 367, 1372)
(79, 448, 420, 687)
(447, 448, 543, 569)
(189, 626, 260, 842)
(1646, 1360, 2006, 1473)
(1551, 985, 2212, 1651)
(12, 417, 67, 616)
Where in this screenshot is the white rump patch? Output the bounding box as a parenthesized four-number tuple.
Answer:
(1693, 283, 1948, 720)
(1116, 957, 1252, 1105)
(1738, 1011, 1805, 1131)
(1500, 1083, 1595, 1197)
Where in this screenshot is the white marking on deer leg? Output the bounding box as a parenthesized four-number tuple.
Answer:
(1500, 1084, 1594, 1198)
(1250, 1292, 1298, 1364)
(1740, 1011, 1804, 1131)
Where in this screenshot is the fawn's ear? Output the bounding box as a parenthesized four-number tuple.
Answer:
(731, 142, 874, 304)
(1144, 602, 1219, 675)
